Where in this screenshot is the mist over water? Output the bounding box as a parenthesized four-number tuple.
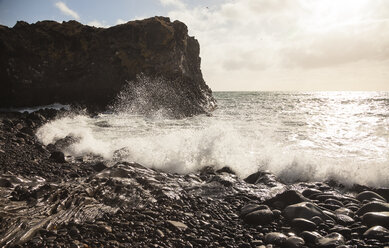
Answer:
(36, 92, 389, 187)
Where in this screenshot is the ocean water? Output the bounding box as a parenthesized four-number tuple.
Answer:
(36, 91, 389, 187)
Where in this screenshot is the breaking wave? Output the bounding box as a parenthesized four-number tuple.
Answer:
(36, 115, 389, 188)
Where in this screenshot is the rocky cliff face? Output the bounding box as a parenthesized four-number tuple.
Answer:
(0, 17, 216, 116)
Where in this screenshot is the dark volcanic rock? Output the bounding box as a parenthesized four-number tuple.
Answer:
(0, 17, 216, 117)
(49, 151, 66, 163)
(362, 212, 389, 228)
(264, 190, 308, 209)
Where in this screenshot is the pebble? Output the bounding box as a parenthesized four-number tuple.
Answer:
(167, 220, 188, 231)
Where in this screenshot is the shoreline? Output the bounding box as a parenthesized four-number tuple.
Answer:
(1, 110, 389, 247)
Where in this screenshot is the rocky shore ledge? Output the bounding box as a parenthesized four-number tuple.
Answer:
(1, 110, 389, 248)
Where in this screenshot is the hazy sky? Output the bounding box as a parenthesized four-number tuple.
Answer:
(1, 0, 389, 91)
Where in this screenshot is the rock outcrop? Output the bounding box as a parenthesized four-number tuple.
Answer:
(0, 17, 216, 116)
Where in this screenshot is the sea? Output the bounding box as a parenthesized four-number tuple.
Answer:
(36, 92, 389, 187)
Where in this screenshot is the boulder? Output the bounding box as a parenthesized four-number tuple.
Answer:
(0, 17, 216, 117)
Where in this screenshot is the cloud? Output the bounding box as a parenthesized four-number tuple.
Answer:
(87, 20, 108, 28)
(162, 0, 389, 90)
(55, 1, 80, 20)
(159, 0, 185, 9)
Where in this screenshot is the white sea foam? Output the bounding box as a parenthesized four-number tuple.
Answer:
(36, 93, 389, 188)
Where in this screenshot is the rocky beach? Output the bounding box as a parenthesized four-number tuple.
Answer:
(1, 16, 389, 248)
(1, 109, 389, 247)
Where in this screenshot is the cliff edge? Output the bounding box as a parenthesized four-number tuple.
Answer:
(0, 17, 216, 116)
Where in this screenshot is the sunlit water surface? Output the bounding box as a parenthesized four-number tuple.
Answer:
(37, 92, 389, 187)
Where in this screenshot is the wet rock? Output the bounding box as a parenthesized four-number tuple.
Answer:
(357, 191, 386, 203)
(92, 162, 107, 172)
(302, 188, 322, 198)
(325, 199, 344, 207)
(356, 201, 389, 216)
(284, 236, 305, 248)
(240, 204, 268, 217)
(316, 232, 345, 247)
(300, 231, 322, 244)
(363, 225, 389, 241)
(335, 214, 355, 226)
(0, 178, 12, 187)
(50, 151, 66, 163)
(335, 207, 354, 218)
(329, 226, 351, 238)
(264, 232, 287, 246)
(290, 218, 317, 232)
(264, 190, 309, 210)
(243, 208, 274, 226)
(216, 167, 235, 174)
(362, 212, 389, 228)
(166, 220, 188, 231)
(244, 171, 279, 186)
(375, 188, 389, 202)
(284, 202, 333, 221)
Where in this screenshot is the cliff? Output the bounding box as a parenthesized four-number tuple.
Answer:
(0, 17, 216, 116)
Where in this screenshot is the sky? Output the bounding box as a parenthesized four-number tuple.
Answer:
(1, 0, 389, 91)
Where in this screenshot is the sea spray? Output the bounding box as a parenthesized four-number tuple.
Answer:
(36, 91, 389, 187)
